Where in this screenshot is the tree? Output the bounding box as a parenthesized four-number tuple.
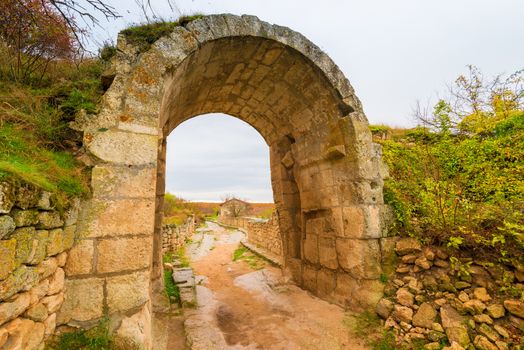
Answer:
(415, 66, 524, 135)
(0, 0, 77, 82)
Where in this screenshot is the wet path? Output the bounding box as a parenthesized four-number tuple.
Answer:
(183, 222, 369, 350)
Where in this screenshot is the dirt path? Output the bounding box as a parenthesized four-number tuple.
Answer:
(183, 222, 369, 350)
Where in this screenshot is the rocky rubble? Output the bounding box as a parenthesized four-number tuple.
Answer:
(0, 181, 80, 350)
(377, 238, 524, 350)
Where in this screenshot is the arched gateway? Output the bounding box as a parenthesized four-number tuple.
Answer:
(61, 14, 389, 348)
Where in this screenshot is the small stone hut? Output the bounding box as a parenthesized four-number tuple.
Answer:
(219, 198, 252, 218)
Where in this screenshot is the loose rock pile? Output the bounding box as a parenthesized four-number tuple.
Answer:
(0, 182, 79, 350)
(377, 238, 524, 350)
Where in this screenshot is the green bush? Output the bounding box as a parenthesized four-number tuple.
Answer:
(377, 111, 524, 263)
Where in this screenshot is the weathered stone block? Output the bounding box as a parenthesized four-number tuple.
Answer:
(15, 185, 40, 210)
(43, 312, 56, 336)
(336, 238, 382, 279)
(348, 279, 384, 312)
(24, 302, 48, 322)
(0, 239, 16, 280)
(41, 292, 64, 313)
(11, 209, 39, 227)
(37, 211, 63, 229)
(37, 192, 55, 210)
(0, 292, 31, 326)
(77, 199, 155, 238)
(301, 265, 318, 294)
(58, 278, 104, 323)
(62, 225, 76, 251)
(47, 228, 64, 256)
(106, 271, 149, 313)
(92, 165, 156, 199)
(0, 215, 15, 239)
(47, 268, 64, 295)
(65, 239, 94, 276)
(316, 268, 336, 298)
(96, 236, 152, 273)
(303, 234, 318, 264)
(28, 230, 48, 265)
(36, 257, 58, 280)
(10, 227, 37, 266)
(86, 130, 158, 166)
(0, 266, 39, 301)
(0, 182, 15, 214)
(318, 236, 338, 270)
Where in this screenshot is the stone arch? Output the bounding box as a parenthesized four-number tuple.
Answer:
(63, 14, 389, 348)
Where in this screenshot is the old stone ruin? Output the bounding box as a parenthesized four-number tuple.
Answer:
(0, 13, 522, 350)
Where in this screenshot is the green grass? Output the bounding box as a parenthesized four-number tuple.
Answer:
(163, 268, 180, 305)
(120, 14, 204, 53)
(45, 317, 113, 350)
(343, 311, 399, 350)
(232, 246, 266, 270)
(0, 58, 102, 200)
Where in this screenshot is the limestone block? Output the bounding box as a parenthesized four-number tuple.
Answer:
(37, 192, 54, 210)
(115, 302, 152, 350)
(318, 236, 338, 270)
(316, 268, 336, 298)
(336, 238, 382, 279)
(63, 198, 80, 227)
(340, 206, 365, 238)
(14, 185, 40, 210)
(28, 230, 48, 265)
(9, 227, 37, 266)
(0, 292, 31, 326)
(11, 209, 39, 227)
(348, 279, 384, 312)
(106, 271, 149, 313)
(0, 239, 16, 280)
(62, 225, 76, 251)
(303, 234, 318, 264)
(0, 215, 15, 239)
(41, 292, 64, 313)
(86, 130, 158, 166)
(58, 278, 104, 323)
(65, 240, 94, 276)
(0, 266, 39, 301)
(77, 199, 155, 238)
(1, 318, 42, 350)
(56, 252, 67, 267)
(91, 165, 156, 199)
(46, 228, 64, 256)
(36, 257, 58, 280)
(301, 265, 318, 294)
(24, 302, 48, 322)
(96, 236, 152, 273)
(0, 182, 15, 214)
(47, 268, 65, 295)
(43, 313, 56, 336)
(37, 211, 63, 229)
(504, 299, 524, 318)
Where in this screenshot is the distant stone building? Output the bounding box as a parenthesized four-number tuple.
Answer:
(219, 198, 252, 218)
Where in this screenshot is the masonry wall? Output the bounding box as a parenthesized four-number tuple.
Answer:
(161, 217, 195, 253)
(0, 181, 80, 350)
(246, 215, 282, 257)
(217, 215, 283, 257)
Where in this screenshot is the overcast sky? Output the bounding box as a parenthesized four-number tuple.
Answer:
(90, 0, 524, 202)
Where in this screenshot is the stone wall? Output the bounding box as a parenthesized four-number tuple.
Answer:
(246, 215, 282, 257)
(0, 181, 80, 350)
(217, 214, 283, 258)
(376, 237, 524, 350)
(162, 216, 196, 253)
(217, 217, 250, 231)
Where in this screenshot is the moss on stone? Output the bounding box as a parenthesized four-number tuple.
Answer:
(120, 14, 204, 54)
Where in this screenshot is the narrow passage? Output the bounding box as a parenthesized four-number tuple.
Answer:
(183, 221, 369, 350)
